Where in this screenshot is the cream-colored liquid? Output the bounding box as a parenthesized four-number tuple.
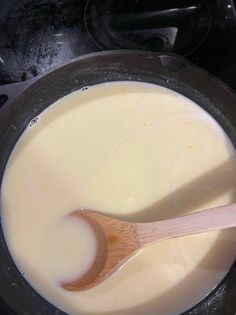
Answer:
(45, 216, 97, 283)
(1, 82, 236, 315)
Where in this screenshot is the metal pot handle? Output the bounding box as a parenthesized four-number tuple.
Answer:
(0, 78, 38, 108)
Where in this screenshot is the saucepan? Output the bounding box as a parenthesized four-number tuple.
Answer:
(0, 51, 236, 314)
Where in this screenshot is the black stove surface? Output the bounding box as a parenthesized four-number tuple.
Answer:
(0, 0, 236, 89)
(1, 1, 236, 314)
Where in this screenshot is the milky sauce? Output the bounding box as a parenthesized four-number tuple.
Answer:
(1, 82, 236, 315)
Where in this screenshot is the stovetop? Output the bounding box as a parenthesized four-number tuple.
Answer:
(1, 1, 236, 314)
(0, 0, 236, 90)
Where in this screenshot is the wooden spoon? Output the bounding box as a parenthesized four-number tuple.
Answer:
(62, 203, 236, 291)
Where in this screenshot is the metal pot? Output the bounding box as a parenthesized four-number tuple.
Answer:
(0, 51, 236, 315)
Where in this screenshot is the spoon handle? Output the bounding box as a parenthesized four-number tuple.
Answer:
(135, 203, 236, 247)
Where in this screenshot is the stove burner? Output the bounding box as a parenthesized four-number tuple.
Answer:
(85, 0, 211, 55)
(0, 0, 236, 89)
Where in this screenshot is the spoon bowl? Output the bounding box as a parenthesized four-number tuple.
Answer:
(62, 210, 138, 291)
